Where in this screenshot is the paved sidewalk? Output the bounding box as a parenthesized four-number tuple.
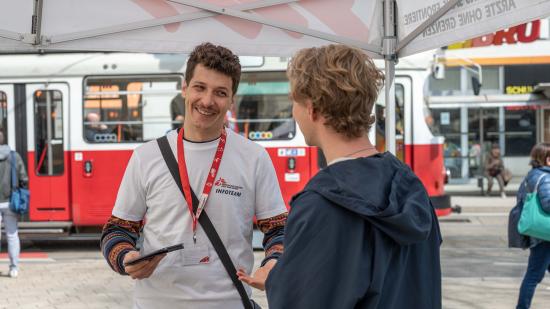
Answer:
(445, 177, 522, 196)
(2, 196, 550, 309)
(0, 252, 268, 309)
(2, 251, 549, 309)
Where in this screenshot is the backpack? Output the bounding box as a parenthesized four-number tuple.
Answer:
(9, 151, 29, 215)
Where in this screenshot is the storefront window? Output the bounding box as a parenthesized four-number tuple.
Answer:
(504, 108, 536, 156)
(467, 66, 501, 93)
(430, 108, 463, 178)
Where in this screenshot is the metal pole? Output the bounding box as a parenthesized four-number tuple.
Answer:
(385, 61, 396, 154)
(479, 108, 484, 177)
(383, 0, 397, 154)
(33, 0, 44, 45)
(46, 89, 53, 175)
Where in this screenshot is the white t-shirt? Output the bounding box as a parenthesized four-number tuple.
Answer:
(112, 128, 286, 309)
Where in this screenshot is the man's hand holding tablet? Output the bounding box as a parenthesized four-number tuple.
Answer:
(123, 244, 184, 279)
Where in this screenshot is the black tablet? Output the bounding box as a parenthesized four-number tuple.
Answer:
(124, 243, 184, 266)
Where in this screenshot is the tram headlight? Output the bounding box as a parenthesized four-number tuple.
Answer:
(287, 157, 296, 172)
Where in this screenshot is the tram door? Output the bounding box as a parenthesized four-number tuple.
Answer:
(26, 83, 71, 221)
(374, 80, 409, 162)
(0, 85, 14, 148)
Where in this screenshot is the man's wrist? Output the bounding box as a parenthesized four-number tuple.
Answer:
(116, 248, 136, 275)
(260, 254, 280, 267)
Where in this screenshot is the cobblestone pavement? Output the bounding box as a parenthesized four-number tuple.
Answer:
(2, 250, 549, 309)
(0, 251, 268, 309)
(1, 195, 550, 308)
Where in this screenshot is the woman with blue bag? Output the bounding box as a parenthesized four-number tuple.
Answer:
(0, 131, 28, 278)
(509, 143, 550, 309)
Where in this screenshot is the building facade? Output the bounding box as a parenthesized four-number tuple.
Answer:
(427, 18, 550, 182)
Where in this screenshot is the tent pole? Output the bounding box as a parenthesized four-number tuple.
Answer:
(32, 0, 44, 45)
(385, 59, 396, 155)
(383, 0, 397, 155)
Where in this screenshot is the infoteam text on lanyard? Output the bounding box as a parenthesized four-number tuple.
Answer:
(177, 127, 226, 244)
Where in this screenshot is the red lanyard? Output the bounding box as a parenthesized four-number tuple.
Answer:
(177, 128, 227, 242)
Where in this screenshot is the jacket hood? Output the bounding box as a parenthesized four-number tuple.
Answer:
(295, 152, 434, 245)
(0, 145, 10, 161)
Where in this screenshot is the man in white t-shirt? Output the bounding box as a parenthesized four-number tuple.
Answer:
(101, 43, 288, 309)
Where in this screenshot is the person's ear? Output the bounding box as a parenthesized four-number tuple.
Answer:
(182, 81, 188, 98)
(546, 156, 550, 166)
(305, 99, 317, 121)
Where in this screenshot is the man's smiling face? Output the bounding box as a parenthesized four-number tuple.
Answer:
(183, 64, 234, 140)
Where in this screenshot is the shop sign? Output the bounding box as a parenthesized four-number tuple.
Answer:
(447, 20, 540, 49)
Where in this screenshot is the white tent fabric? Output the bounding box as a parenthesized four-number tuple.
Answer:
(1, 0, 548, 58)
(0, 0, 383, 57)
(398, 0, 550, 57)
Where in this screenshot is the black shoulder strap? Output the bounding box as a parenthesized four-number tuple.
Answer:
(157, 135, 253, 309)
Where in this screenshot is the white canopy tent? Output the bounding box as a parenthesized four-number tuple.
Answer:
(1, 0, 550, 153)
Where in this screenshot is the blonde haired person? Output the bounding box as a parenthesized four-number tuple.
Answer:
(241, 45, 442, 309)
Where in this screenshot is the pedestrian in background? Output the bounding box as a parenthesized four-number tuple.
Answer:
(511, 143, 550, 309)
(0, 131, 28, 278)
(241, 44, 442, 309)
(484, 144, 508, 198)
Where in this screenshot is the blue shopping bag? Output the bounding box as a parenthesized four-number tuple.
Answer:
(8, 151, 29, 215)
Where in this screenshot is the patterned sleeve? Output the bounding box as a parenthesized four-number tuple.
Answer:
(256, 212, 288, 266)
(100, 215, 143, 275)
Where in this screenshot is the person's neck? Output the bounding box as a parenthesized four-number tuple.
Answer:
(182, 123, 223, 142)
(318, 129, 376, 164)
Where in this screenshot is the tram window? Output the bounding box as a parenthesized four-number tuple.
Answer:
(504, 108, 536, 156)
(83, 75, 183, 143)
(34, 90, 64, 176)
(232, 72, 296, 141)
(0, 91, 6, 142)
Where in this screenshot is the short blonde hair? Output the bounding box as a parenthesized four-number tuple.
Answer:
(287, 44, 384, 138)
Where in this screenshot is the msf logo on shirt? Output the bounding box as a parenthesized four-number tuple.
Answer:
(214, 178, 243, 197)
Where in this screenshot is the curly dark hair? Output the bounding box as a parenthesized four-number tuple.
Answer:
(185, 42, 241, 95)
(287, 44, 384, 139)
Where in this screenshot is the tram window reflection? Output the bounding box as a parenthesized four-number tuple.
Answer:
(83, 75, 183, 143)
(232, 72, 296, 141)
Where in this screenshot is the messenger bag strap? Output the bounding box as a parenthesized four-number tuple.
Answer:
(157, 135, 253, 309)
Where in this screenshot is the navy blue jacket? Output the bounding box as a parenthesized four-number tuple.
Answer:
(266, 152, 442, 309)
